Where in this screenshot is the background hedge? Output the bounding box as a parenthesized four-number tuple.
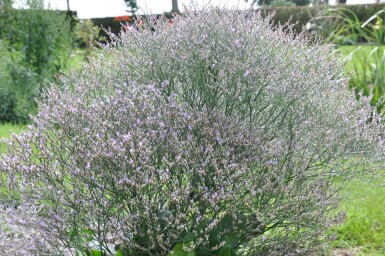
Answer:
(0, 8, 76, 123)
(262, 3, 385, 33)
(91, 15, 163, 40)
(91, 17, 128, 39)
(2, 4, 385, 44)
(89, 3, 385, 40)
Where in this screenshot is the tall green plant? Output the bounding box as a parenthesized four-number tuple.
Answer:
(9, 0, 73, 78)
(0, 39, 16, 122)
(0, 0, 73, 123)
(312, 8, 385, 114)
(348, 46, 385, 113)
(311, 8, 385, 45)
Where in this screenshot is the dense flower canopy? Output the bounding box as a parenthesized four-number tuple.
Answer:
(1, 7, 385, 256)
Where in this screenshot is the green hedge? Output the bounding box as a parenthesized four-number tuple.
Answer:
(90, 4, 385, 41)
(91, 15, 164, 40)
(91, 17, 124, 38)
(260, 3, 385, 33)
(0, 8, 76, 124)
(0, 9, 77, 36)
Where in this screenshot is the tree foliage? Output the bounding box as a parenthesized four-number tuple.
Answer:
(245, 0, 310, 6)
(123, 0, 138, 14)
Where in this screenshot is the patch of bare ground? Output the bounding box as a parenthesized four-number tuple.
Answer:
(331, 247, 362, 256)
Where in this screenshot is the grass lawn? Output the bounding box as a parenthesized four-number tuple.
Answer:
(331, 179, 385, 255)
(338, 45, 385, 74)
(0, 45, 385, 255)
(65, 48, 89, 72)
(323, 44, 385, 255)
(0, 123, 26, 153)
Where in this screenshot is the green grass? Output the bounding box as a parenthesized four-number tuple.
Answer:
(329, 45, 385, 255)
(0, 123, 26, 153)
(338, 45, 385, 74)
(65, 48, 89, 72)
(0, 123, 26, 138)
(331, 179, 385, 254)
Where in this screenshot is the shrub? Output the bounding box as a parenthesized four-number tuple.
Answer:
(74, 19, 101, 48)
(0, 39, 14, 122)
(0, 0, 74, 123)
(270, 0, 296, 7)
(0, 39, 36, 124)
(1, 7, 384, 255)
(91, 16, 133, 42)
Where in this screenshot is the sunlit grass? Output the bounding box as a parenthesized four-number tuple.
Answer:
(338, 45, 385, 74)
(331, 179, 385, 252)
(327, 45, 385, 255)
(0, 123, 26, 153)
(65, 48, 89, 72)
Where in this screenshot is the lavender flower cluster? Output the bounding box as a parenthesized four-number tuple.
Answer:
(1, 7, 384, 256)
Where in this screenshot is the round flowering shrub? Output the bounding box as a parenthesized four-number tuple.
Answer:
(1, 7, 384, 256)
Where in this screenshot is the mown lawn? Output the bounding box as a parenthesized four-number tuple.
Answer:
(331, 178, 385, 255)
(65, 48, 90, 72)
(0, 123, 26, 153)
(338, 45, 385, 74)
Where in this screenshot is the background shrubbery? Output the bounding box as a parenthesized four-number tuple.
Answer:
(262, 3, 385, 37)
(74, 19, 102, 48)
(0, 0, 74, 124)
(86, 4, 385, 43)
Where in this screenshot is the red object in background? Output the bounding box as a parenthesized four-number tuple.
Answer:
(135, 20, 144, 27)
(114, 16, 131, 22)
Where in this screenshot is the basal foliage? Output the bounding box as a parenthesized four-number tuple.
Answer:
(0, 7, 384, 256)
